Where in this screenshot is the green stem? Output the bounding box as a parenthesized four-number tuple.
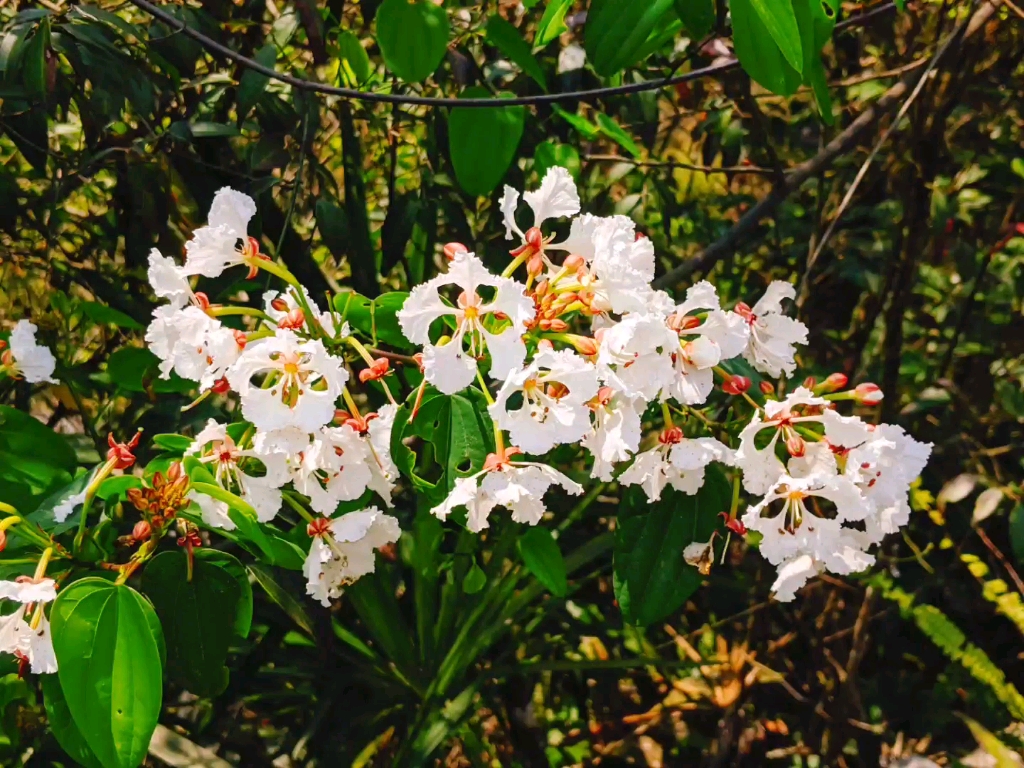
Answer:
(282, 490, 316, 524)
(208, 306, 273, 322)
(557, 482, 606, 532)
(74, 460, 115, 552)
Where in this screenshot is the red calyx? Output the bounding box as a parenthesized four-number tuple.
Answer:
(307, 517, 333, 538)
(721, 375, 752, 396)
(718, 512, 748, 536)
(358, 357, 391, 383)
(107, 431, 142, 470)
(659, 426, 684, 445)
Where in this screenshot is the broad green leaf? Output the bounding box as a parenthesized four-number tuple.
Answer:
(796, 0, 838, 123)
(316, 196, 351, 259)
(0, 406, 77, 488)
(747, 0, 803, 72)
(335, 290, 414, 350)
(151, 433, 192, 453)
(552, 104, 601, 139)
(42, 675, 104, 768)
(142, 549, 252, 696)
(584, 0, 675, 77)
(613, 467, 730, 626)
(534, 141, 580, 179)
(79, 300, 144, 330)
(236, 43, 276, 121)
(462, 561, 486, 594)
(104, 346, 194, 394)
(595, 113, 642, 158)
(534, 0, 572, 48)
(485, 15, 546, 89)
(335, 30, 372, 85)
(21, 19, 48, 101)
(1010, 503, 1024, 565)
(448, 87, 526, 196)
(25, 470, 88, 533)
(375, 0, 449, 84)
(188, 121, 241, 138)
(248, 563, 315, 636)
(675, 0, 715, 38)
(518, 527, 567, 597)
(51, 579, 164, 768)
(95, 475, 142, 502)
(730, 0, 802, 95)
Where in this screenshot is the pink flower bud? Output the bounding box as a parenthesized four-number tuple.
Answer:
(132, 520, 152, 542)
(563, 253, 585, 270)
(443, 242, 469, 261)
(822, 372, 848, 392)
(803, 376, 817, 389)
(721, 375, 751, 395)
(854, 382, 883, 405)
(525, 227, 544, 250)
(659, 426, 684, 445)
(759, 381, 775, 396)
(785, 434, 806, 457)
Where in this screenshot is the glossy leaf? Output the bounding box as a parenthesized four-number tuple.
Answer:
(375, 0, 449, 84)
(518, 527, 567, 597)
(1010, 503, 1024, 565)
(534, 0, 572, 48)
(595, 113, 642, 158)
(485, 15, 546, 89)
(248, 563, 316, 636)
(462, 561, 486, 594)
(613, 467, 730, 626)
(142, 549, 252, 696)
(675, 0, 715, 38)
(335, 290, 414, 350)
(336, 30, 372, 85)
(42, 675, 104, 768)
(730, 0, 802, 95)
(104, 346, 194, 394)
(747, 0, 804, 72)
(448, 87, 526, 196)
(534, 141, 581, 179)
(51, 578, 164, 768)
(236, 43, 277, 121)
(585, 0, 675, 77)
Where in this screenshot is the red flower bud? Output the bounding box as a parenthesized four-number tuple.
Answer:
(0, 529, 6, 553)
(194, 292, 211, 311)
(277, 307, 306, 330)
(307, 517, 332, 538)
(854, 382, 884, 405)
(548, 318, 569, 333)
(443, 242, 469, 261)
(526, 252, 545, 276)
(563, 253, 585, 270)
(211, 377, 231, 394)
(659, 426, 684, 445)
(570, 335, 598, 356)
(358, 357, 391, 383)
(132, 520, 152, 542)
(759, 381, 775, 396)
(718, 512, 748, 536)
(721, 375, 751, 395)
(524, 226, 544, 250)
(233, 329, 248, 350)
(270, 297, 290, 312)
(822, 372, 848, 392)
(785, 433, 806, 458)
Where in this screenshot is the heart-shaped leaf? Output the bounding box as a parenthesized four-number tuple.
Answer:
(448, 87, 525, 196)
(375, 0, 449, 84)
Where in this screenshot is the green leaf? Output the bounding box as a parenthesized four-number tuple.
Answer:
(448, 87, 526, 196)
(104, 346, 194, 394)
(552, 104, 602, 140)
(334, 291, 414, 350)
(152, 433, 192, 453)
(21, 19, 48, 101)
(188, 121, 241, 138)
(142, 550, 252, 697)
(248, 563, 315, 636)
(51, 579, 164, 768)
(236, 43, 276, 121)
(613, 467, 730, 626)
(534, 0, 572, 48)
(0, 406, 77, 486)
(746, 0, 803, 72)
(585, 0, 675, 77)
(675, 0, 715, 37)
(79, 301, 143, 330)
(795, 0, 838, 123)
(375, 0, 449, 84)
(335, 30, 371, 86)
(315, 196, 351, 259)
(485, 15, 546, 89)
(960, 715, 1023, 768)
(518, 527, 567, 597)
(462, 561, 486, 594)
(534, 141, 580, 179)
(730, 0, 802, 95)
(595, 113, 642, 158)
(1010, 503, 1024, 565)
(96, 475, 142, 502)
(42, 675, 104, 768)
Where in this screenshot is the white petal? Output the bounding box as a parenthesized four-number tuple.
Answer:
(770, 555, 822, 602)
(182, 225, 244, 278)
(147, 249, 192, 308)
(481, 327, 526, 381)
(423, 336, 478, 395)
(207, 187, 256, 237)
(500, 185, 524, 240)
(0, 578, 57, 603)
(821, 409, 872, 449)
(27, 615, 58, 674)
(397, 280, 458, 345)
(522, 166, 580, 228)
(9, 320, 56, 384)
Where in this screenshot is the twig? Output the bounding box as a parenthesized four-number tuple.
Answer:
(975, 524, 1024, 598)
(583, 153, 775, 176)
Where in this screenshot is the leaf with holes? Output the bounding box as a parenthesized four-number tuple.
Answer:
(613, 466, 730, 626)
(51, 578, 164, 768)
(375, 0, 449, 84)
(448, 87, 526, 196)
(585, 0, 676, 77)
(142, 549, 253, 696)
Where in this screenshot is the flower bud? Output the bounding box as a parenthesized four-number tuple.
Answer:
(548, 318, 569, 333)
(759, 381, 775, 396)
(132, 520, 152, 543)
(232, 330, 248, 350)
(785, 433, 806, 458)
(854, 382, 884, 405)
(211, 377, 231, 394)
(568, 335, 598, 356)
(533, 280, 550, 298)
(270, 297, 290, 312)
(803, 376, 817, 390)
(167, 461, 183, 482)
(525, 226, 544, 250)
(820, 372, 849, 393)
(659, 426, 684, 445)
(0, 529, 6, 553)
(563, 253, 585, 270)
(194, 292, 211, 311)
(277, 308, 306, 330)
(0, 340, 6, 351)
(537, 339, 554, 352)
(721, 375, 751, 395)
(526, 252, 545, 276)
(307, 517, 333, 538)
(443, 242, 469, 261)
(358, 357, 391, 383)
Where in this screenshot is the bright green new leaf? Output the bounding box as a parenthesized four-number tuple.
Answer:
(613, 467, 730, 626)
(595, 113, 642, 158)
(730, 0, 802, 95)
(51, 578, 165, 768)
(518, 527, 567, 597)
(448, 87, 526, 196)
(42, 675, 104, 768)
(674, 0, 715, 38)
(552, 104, 602, 140)
(485, 15, 546, 89)
(142, 549, 253, 696)
(585, 0, 675, 77)
(375, 0, 449, 84)
(335, 30, 371, 86)
(534, 0, 572, 48)
(236, 43, 277, 121)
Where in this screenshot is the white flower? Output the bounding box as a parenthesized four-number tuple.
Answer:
(5, 320, 57, 384)
(227, 329, 348, 433)
(490, 349, 600, 455)
(303, 508, 401, 606)
(736, 281, 808, 378)
(145, 305, 245, 389)
(292, 424, 375, 516)
(185, 420, 289, 528)
(619, 433, 735, 501)
(741, 473, 874, 573)
(596, 313, 678, 402)
(147, 248, 193, 309)
(0, 578, 58, 674)
(182, 188, 258, 278)
(397, 251, 534, 394)
(662, 281, 750, 405)
(500, 166, 580, 242)
(581, 387, 643, 481)
(557, 43, 586, 73)
(770, 555, 825, 602)
(366, 404, 399, 507)
(432, 455, 582, 532)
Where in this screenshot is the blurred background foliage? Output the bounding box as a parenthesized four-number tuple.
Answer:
(1, 0, 1024, 765)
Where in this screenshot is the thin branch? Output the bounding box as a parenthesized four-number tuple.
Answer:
(583, 153, 775, 176)
(125, 0, 895, 109)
